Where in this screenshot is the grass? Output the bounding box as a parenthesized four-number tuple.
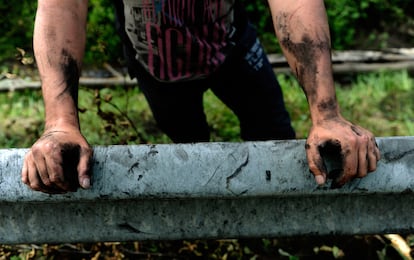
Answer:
(2, 70, 412, 149)
(278, 70, 414, 139)
(0, 69, 413, 259)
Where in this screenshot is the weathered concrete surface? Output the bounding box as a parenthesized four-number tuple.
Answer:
(0, 137, 413, 244)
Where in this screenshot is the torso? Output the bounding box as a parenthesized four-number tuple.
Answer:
(115, 0, 246, 82)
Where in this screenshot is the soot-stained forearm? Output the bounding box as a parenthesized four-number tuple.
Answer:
(276, 12, 331, 100)
(58, 49, 80, 104)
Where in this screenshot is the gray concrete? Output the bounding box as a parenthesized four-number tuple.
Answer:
(0, 137, 413, 244)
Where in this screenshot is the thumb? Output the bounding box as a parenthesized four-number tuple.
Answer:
(78, 147, 93, 189)
(305, 143, 327, 185)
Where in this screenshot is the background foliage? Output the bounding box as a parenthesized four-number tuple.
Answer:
(1, 0, 414, 66)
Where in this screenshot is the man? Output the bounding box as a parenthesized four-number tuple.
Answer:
(22, 0, 380, 194)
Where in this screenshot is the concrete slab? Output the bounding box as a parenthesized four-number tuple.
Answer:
(0, 137, 413, 244)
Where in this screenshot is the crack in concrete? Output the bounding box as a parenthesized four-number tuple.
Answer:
(118, 222, 151, 234)
(226, 153, 250, 192)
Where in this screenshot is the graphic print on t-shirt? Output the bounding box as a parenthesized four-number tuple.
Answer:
(123, 0, 236, 81)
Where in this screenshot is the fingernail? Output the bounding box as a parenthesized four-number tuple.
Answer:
(315, 175, 325, 185)
(81, 178, 90, 189)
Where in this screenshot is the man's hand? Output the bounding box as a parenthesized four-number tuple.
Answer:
(305, 116, 381, 188)
(21, 128, 93, 194)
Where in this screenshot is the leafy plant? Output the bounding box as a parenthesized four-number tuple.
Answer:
(325, 0, 414, 50)
(85, 0, 122, 66)
(2, 1, 413, 65)
(0, 2, 36, 62)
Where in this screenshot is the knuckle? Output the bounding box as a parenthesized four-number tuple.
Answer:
(21, 176, 28, 184)
(30, 182, 42, 191)
(361, 135, 369, 143)
(348, 135, 358, 146)
(24, 151, 33, 161)
(307, 162, 319, 175)
(43, 142, 58, 154)
(78, 164, 89, 174)
(32, 141, 56, 156)
(30, 146, 42, 157)
(358, 170, 367, 178)
(49, 175, 62, 184)
(42, 178, 52, 186)
(368, 164, 377, 172)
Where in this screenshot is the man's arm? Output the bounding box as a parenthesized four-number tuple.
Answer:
(21, 0, 92, 193)
(268, 0, 380, 187)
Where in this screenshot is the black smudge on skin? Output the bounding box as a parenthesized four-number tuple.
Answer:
(317, 97, 338, 120)
(276, 12, 330, 101)
(281, 35, 317, 93)
(351, 125, 363, 136)
(61, 142, 81, 191)
(318, 139, 344, 188)
(59, 49, 79, 104)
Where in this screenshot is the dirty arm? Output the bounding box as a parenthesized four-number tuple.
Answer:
(34, 0, 88, 129)
(22, 0, 92, 193)
(268, 0, 380, 187)
(269, 0, 337, 122)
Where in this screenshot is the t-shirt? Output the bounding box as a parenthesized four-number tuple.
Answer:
(114, 0, 248, 82)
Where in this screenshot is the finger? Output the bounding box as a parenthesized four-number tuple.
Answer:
(29, 148, 51, 186)
(78, 147, 93, 189)
(27, 156, 45, 192)
(333, 148, 357, 188)
(44, 152, 69, 191)
(357, 139, 369, 178)
(32, 157, 67, 194)
(367, 138, 379, 172)
(23, 151, 61, 194)
(305, 143, 327, 185)
(374, 139, 381, 161)
(21, 152, 31, 186)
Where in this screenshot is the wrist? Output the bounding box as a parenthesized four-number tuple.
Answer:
(45, 113, 80, 132)
(309, 97, 341, 124)
(43, 92, 80, 131)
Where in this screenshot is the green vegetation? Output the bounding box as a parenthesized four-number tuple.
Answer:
(0, 2, 36, 62)
(324, 0, 414, 50)
(1, 1, 413, 65)
(1, 70, 412, 149)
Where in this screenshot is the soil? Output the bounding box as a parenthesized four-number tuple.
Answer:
(2, 235, 413, 259)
